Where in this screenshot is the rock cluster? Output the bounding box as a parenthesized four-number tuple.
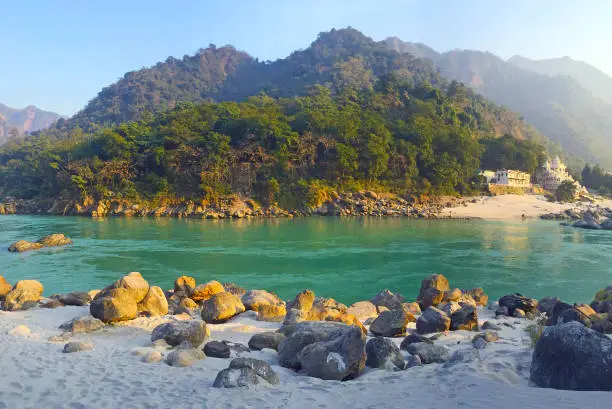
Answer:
(8, 233, 72, 252)
(2, 279, 44, 311)
(541, 207, 612, 230)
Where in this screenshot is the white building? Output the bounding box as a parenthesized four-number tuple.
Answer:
(490, 169, 531, 187)
(536, 156, 580, 191)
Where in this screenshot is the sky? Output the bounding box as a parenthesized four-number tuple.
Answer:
(2, 0, 611, 116)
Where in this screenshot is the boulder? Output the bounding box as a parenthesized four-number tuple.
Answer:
(165, 348, 205, 367)
(439, 301, 461, 316)
(286, 289, 315, 312)
(41, 299, 63, 309)
(257, 304, 286, 322)
(142, 351, 164, 363)
(405, 342, 450, 364)
(137, 286, 169, 316)
(174, 276, 196, 295)
(63, 341, 94, 353)
(548, 301, 573, 325)
(418, 274, 450, 309)
(574, 303, 597, 317)
(573, 220, 601, 230)
(537, 297, 560, 316)
(59, 316, 105, 334)
(100, 272, 149, 303)
(370, 309, 414, 337)
(416, 307, 451, 334)
(370, 289, 404, 310)
(592, 318, 612, 334)
(201, 292, 246, 323)
(444, 288, 462, 302)
(450, 305, 479, 331)
(347, 301, 378, 323)
(213, 358, 279, 388)
(498, 293, 538, 315)
(557, 307, 592, 327)
(601, 219, 612, 230)
(3, 279, 44, 311)
(399, 333, 433, 350)
(365, 337, 405, 370)
(241, 289, 284, 311)
(530, 321, 612, 391)
(472, 330, 499, 349)
(401, 302, 421, 316)
(278, 321, 366, 381)
(222, 282, 247, 297)
(190, 280, 225, 302)
(8, 240, 43, 252)
(203, 341, 231, 358)
(151, 320, 208, 347)
(248, 332, 285, 351)
(463, 288, 488, 306)
(90, 288, 138, 323)
(0, 276, 13, 299)
(52, 291, 91, 306)
(37, 234, 73, 248)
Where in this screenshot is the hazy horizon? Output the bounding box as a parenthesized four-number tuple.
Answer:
(3, 0, 611, 116)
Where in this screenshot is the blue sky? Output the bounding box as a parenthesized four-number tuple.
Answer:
(2, 0, 610, 115)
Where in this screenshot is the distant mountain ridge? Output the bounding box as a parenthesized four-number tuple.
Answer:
(385, 38, 612, 169)
(508, 55, 612, 106)
(0, 103, 62, 144)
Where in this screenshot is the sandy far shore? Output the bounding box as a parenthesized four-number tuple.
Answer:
(0, 306, 611, 409)
(440, 194, 612, 221)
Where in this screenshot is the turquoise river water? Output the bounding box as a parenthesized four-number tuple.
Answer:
(0, 215, 610, 304)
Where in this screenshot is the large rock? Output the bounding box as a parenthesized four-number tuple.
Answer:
(248, 332, 286, 351)
(365, 337, 405, 370)
(256, 304, 286, 322)
(37, 234, 73, 248)
(347, 301, 378, 323)
(90, 288, 138, 323)
(51, 291, 91, 306)
(371, 289, 404, 310)
(0, 277, 13, 299)
(213, 358, 279, 388)
(537, 296, 560, 316)
(463, 288, 488, 306)
(591, 285, 612, 312)
(401, 302, 421, 316)
(241, 289, 284, 311)
(530, 321, 612, 391)
(278, 321, 366, 381)
(137, 286, 169, 316)
(201, 292, 245, 323)
(3, 280, 44, 311)
(203, 341, 231, 358)
(151, 320, 208, 347)
(557, 307, 593, 327)
(222, 282, 247, 297)
(100, 272, 149, 303)
(369, 309, 414, 337)
(59, 316, 105, 334)
(399, 333, 433, 350)
(416, 307, 450, 334)
(418, 274, 450, 309)
(286, 289, 315, 312)
(165, 348, 205, 367)
(548, 301, 573, 325)
(190, 280, 225, 302)
(8, 240, 43, 252)
(405, 342, 450, 364)
(174, 276, 196, 295)
(450, 305, 479, 331)
(498, 293, 538, 315)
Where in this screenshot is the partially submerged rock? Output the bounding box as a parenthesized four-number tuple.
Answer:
(530, 321, 612, 391)
(278, 321, 366, 381)
(8, 240, 43, 253)
(8, 233, 73, 252)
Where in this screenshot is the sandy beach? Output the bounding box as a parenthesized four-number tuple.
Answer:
(0, 304, 610, 409)
(441, 194, 612, 221)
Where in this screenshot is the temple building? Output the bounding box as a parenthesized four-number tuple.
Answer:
(535, 156, 580, 191)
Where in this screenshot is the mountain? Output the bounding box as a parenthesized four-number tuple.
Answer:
(509, 55, 612, 106)
(0, 104, 62, 144)
(386, 39, 612, 169)
(54, 29, 542, 147)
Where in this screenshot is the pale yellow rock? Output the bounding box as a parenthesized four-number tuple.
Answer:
(8, 325, 30, 336)
(137, 286, 169, 316)
(190, 280, 224, 302)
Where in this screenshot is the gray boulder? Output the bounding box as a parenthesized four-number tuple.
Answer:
(404, 342, 450, 364)
(203, 341, 231, 358)
(530, 321, 612, 390)
(399, 333, 433, 350)
(481, 321, 502, 331)
(248, 332, 285, 351)
(370, 289, 404, 310)
(369, 309, 413, 337)
(52, 291, 91, 306)
(365, 337, 405, 370)
(278, 321, 366, 381)
(151, 320, 208, 347)
(601, 219, 612, 230)
(63, 341, 94, 353)
(450, 305, 479, 331)
(416, 307, 450, 334)
(59, 316, 105, 334)
(213, 358, 279, 388)
(537, 296, 560, 316)
(498, 293, 538, 315)
(573, 220, 601, 230)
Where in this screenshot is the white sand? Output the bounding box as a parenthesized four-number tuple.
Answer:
(1, 307, 610, 409)
(441, 194, 612, 221)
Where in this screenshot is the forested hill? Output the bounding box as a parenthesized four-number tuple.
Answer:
(52, 28, 544, 147)
(0, 103, 61, 145)
(385, 37, 612, 169)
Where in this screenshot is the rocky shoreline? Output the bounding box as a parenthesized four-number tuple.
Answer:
(1, 272, 611, 393)
(541, 206, 612, 230)
(0, 193, 471, 219)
